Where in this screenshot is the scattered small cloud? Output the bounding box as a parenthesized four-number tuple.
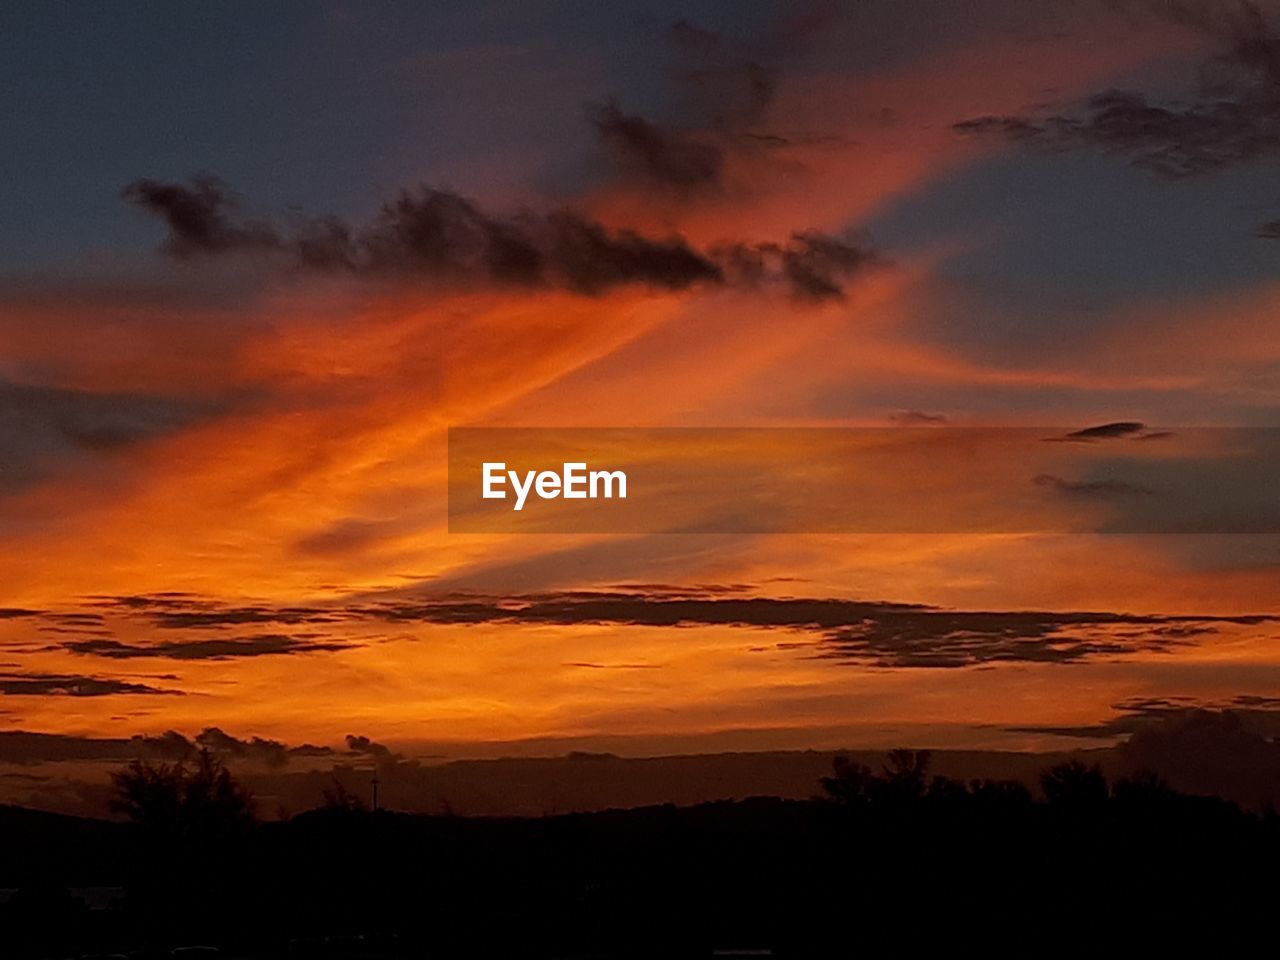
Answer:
(344, 734, 400, 765)
(1042, 422, 1171, 443)
(889, 410, 948, 425)
(1066, 421, 1147, 440)
(1032, 473, 1156, 498)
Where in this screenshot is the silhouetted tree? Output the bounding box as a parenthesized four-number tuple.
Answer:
(823, 750, 938, 809)
(884, 748, 932, 781)
(112, 747, 254, 838)
(879, 748, 932, 803)
(1112, 769, 1174, 804)
(968, 777, 1033, 810)
(820, 756, 875, 807)
(110, 749, 255, 928)
(6, 750, 1280, 956)
(1040, 760, 1108, 815)
(926, 775, 969, 804)
(322, 777, 369, 813)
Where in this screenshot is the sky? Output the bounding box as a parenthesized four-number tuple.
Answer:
(4, 0, 1280, 813)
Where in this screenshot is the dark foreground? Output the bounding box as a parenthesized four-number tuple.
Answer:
(2, 758, 1277, 957)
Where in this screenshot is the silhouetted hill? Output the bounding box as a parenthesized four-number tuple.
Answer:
(0, 804, 127, 885)
(3, 756, 1277, 957)
(251, 745, 1112, 818)
(12, 732, 1276, 821)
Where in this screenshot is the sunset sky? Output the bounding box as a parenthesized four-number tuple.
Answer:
(4, 0, 1280, 812)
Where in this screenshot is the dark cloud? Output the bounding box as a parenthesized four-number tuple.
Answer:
(120, 175, 281, 257)
(542, 211, 723, 294)
(952, 115, 1044, 142)
(125, 178, 723, 294)
(957, 88, 1280, 178)
(1014, 695, 1280, 806)
(1042, 422, 1171, 443)
(86, 592, 204, 610)
(1032, 473, 1156, 498)
(775, 232, 878, 302)
(0, 672, 180, 697)
(819, 611, 1202, 668)
(955, 1, 1280, 196)
(62, 634, 352, 661)
(589, 101, 725, 191)
(125, 178, 878, 302)
(194, 727, 293, 767)
(332, 189, 546, 283)
(1011, 694, 1280, 738)
(1066, 421, 1147, 440)
(355, 590, 1271, 669)
(344, 734, 399, 764)
(715, 231, 879, 302)
(126, 11, 873, 301)
(150, 608, 338, 629)
(82, 595, 348, 631)
(889, 410, 949, 425)
(684, 61, 779, 131)
(587, 18, 786, 196)
(588, 63, 780, 194)
(1120, 707, 1280, 806)
(59, 589, 1273, 673)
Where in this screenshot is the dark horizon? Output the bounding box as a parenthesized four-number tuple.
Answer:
(6, 700, 1280, 822)
(4, 746, 1277, 957)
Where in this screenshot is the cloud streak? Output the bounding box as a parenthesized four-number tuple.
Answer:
(36, 589, 1276, 673)
(338, 590, 1274, 669)
(0, 671, 180, 697)
(61, 634, 353, 661)
(1032, 473, 1156, 498)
